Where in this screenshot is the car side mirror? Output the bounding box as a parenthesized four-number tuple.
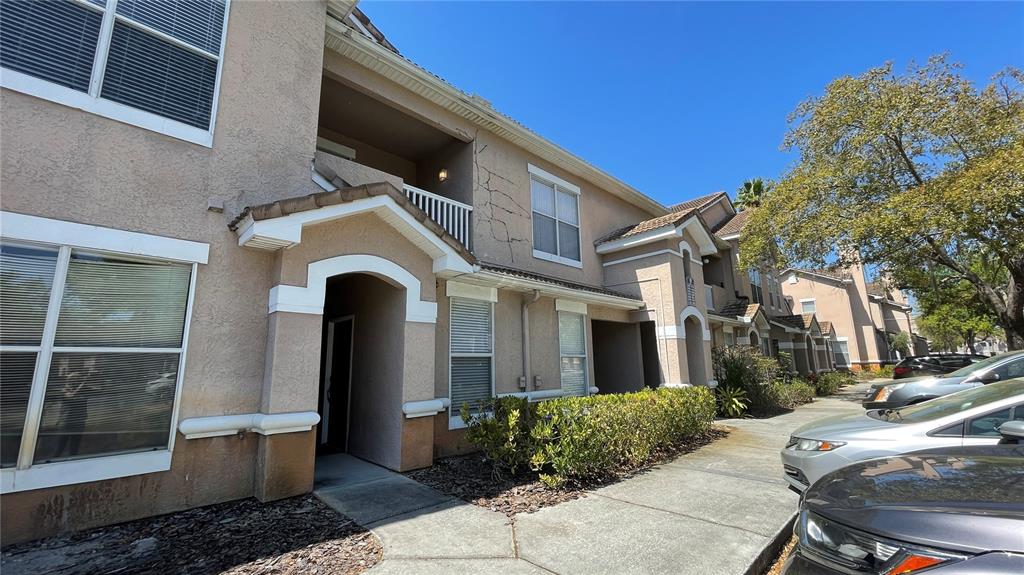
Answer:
(974, 371, 1000, 384)
(997, 420, 1024, 443)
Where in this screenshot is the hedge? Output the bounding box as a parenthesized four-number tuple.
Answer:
(462, 386, 716, 487)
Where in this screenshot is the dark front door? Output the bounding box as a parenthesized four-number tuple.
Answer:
(319, 317, 353, 453)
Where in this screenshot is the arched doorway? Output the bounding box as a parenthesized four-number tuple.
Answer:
(805, 335, 817, 374)
(318, 273, 405, 463)
(749, 331, 761, 353)
(684, 315, 706, 385)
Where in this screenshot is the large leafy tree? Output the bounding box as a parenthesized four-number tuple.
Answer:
(735, 178, 773, 211)
(742, 56, 1024, 349)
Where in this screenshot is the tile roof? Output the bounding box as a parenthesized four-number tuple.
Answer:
(713, 210, 750, 237)
(800, 313, 819, 330)
(595, 208, 699, 244)
(819, 321, 833, 335)
(668, 191, 727, 213)
(790, 268, 851, 282)
(772, 314, 808, 331)
(865, 281, 886, 297)
(477, 262, 643, 302)
(227, 180, 476, 264)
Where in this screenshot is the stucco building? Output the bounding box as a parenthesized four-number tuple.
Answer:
(0, 0, 752, 543)
(780, 263, 928, 371)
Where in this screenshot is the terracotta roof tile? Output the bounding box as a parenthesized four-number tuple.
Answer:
(595, 208, 698, 244)
(714, 210, 750, 237)
(668, 191, 726, 213)
(819, 321, 833, 335)
(477, 262, 643, 302)
(790, 268, 851, 282)
(772, 314, 807, 331)
(227, 180, 476, 264)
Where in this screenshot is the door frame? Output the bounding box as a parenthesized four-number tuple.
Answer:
(320, 315, 355, 451)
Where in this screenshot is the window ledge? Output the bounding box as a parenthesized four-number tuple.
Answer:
(1, 450, 171, 494)
(533, 249, 583, 269)
(1, 69, 214, 148)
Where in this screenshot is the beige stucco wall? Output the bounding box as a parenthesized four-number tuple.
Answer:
(781, 272, 880, 367)
(0, 0, 328, 543)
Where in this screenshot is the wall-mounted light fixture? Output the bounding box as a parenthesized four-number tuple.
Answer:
(438, 168, 448, 182)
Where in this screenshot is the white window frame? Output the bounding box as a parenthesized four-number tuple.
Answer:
(529, 163, 582, 269)
(834, 338, 851, 367)
(0, 0, 232, 148)
(0, 212, 207, 493)
(447, 292, 496, 430)
(556, 300, 590, 397)
(800, 298, 817, 314)
(724, 331, 735, 346)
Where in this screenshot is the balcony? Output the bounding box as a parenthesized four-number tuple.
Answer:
(403, 184, 473, 248)
(317, 75, 474, 248)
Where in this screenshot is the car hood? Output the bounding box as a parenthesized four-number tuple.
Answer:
(804, 449, 1024, 554)
(790, 411, 893, 440)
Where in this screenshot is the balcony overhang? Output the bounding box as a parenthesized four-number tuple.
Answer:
(229, 182, 474, 276)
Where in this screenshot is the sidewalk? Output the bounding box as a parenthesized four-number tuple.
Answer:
(315, 384, 869, 575)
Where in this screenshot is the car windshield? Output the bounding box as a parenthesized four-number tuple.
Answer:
(888, 378, 1024, 423)
(938, 352, 1021, 378)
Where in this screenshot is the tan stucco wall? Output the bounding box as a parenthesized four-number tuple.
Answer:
(781, 272, 882, 367)
(0, 0, 327, 543)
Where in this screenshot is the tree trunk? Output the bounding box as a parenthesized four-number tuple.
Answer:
(965, 329, 976, 354)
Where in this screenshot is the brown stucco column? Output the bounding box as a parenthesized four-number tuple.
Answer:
(399, 321, 437, 471)
(255, 311, 321, 501)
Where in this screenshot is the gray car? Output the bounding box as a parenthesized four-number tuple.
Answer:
(780, 378, 1024, 491)
(864, 350, 1024, 409)
(783, 443, 1024, 574)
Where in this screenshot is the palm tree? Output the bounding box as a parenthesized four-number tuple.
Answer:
(736, 178, 773, 211)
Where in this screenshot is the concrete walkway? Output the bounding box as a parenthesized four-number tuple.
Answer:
(315, 384, 869, 575)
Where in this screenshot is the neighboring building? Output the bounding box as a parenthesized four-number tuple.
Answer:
(780, 262, 928, 371)
(669, 193, 837, 375)
(0, 0, 735, 543)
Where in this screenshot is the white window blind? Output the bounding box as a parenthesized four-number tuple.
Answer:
(0, 242, 194, 470)
(449, 297, 493, 419)
(532, 174, 581, 263)
(801, 300, 816, 314)
(834, 341, 850, 366)
(0, 0, 229, 142)
(558, 312, 587, 397)
(724, 331, 734, 346)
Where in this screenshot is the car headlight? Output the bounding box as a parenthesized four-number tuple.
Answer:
(786, 437, 846, 451)
(797, 511, 966, 573)
(873, 383, 905, 402)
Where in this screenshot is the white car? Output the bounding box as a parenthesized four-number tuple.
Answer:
(780, 378, 1024, 492)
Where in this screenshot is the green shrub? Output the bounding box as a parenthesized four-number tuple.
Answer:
(773, 380, 816, 408)
(877, 365, 895, 379)
(814, 371, 856, 396)
(712, 346, 783, 415)
(462, 387, 716, 488)
(716, 385, 748, 418)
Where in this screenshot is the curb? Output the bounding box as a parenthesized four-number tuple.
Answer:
(743, 511, 797, 575)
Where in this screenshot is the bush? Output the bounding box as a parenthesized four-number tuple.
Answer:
(774, 380, 816, 408)
(877, 365, 895, 379)
(463, 387, 716, 487)
(814, 371, 856, 396)
(716, 385, 748, 418)
(712, 346, 783, 415)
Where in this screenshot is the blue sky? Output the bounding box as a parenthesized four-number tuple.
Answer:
(362, 1, 1023, 207)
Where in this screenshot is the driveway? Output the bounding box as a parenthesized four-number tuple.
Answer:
(315, 383, 870, 574)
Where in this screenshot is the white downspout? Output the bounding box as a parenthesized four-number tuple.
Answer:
(522, 290, 541, 390)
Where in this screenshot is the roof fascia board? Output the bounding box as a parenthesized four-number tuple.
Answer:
(462, 270, 645, 310)
(780, 268, 853, 285)
(323, 18, 666, 217)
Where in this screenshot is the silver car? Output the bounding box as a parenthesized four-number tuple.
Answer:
(864, 350, 1024, 409)
(780, 378, 1024, 492)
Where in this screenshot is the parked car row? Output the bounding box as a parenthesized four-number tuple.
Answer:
(780, 351, 1024, 574)
(891, 352, 985, 379)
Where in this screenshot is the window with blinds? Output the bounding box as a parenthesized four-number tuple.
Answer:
(558, 312, 588, 397)
(449, 297, 493, 424)
(0, 0, 229, 144)
(834, 341, 851, 366)
(530, 165, 582, 267)
(0, 241, 193, 470)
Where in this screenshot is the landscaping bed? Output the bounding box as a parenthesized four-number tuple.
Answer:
(764, 535, 797, 575)
(407, 427, 727, 517)
(1, 495, 382, 575)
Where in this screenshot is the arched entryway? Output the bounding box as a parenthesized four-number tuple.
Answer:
(684, 315, 706, 385)
(805, 335, 817, 374)
(318, 273, 405, 463)
(749, 331, 761, 353)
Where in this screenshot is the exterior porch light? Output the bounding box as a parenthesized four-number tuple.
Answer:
(438, 168, 448, 182)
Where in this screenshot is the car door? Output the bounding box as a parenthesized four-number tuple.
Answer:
(961, 403, 1023, 446)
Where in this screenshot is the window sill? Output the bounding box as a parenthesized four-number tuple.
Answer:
(1, 450, 172, 494)
(533, 249, 583, 269)
(1, 69, 214, 148)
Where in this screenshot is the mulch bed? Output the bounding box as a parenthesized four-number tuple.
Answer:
(407, 427, 728, 517)
(1, 495, 382, 575)
(764, 535, 797, 575)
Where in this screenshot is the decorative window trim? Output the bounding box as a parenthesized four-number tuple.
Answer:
(446, 280, 497, 303)
(528, 163, 582, 267)
(0, 0, 232, 148)
(448, 297, 495, 430)
(555, 299, 587, 315)
(0, 215, 206, 493)
(800, 298, 817, 314)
